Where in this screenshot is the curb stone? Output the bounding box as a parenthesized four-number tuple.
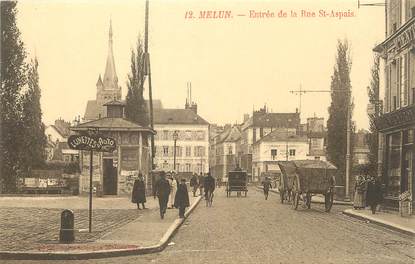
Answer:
(0, 196, 202, 260)
(342, 209, 415, 237)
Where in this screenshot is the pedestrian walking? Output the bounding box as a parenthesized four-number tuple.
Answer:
(204, 172, 215, 206)
(366, 177, 383, 214)
(198, 173, 204, 196)
(131, 173, 146, 209)
(262, 177, 272, 200)
(353, 175, 366, 209)
(153, 172, 171, 219)
(170, 174, 178, 208)
(190, 173, 198, 197)
(174, 178, 190, 218)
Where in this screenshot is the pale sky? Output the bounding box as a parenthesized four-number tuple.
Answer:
(16, 0, 385, 129)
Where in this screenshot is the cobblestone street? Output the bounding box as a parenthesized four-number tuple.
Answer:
(3, 188, 413, 264)
(0, 207, 141, 251)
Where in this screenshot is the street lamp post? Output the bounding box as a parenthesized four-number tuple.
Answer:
(173, 131, 178, 172)
(286, 119, 291, 161)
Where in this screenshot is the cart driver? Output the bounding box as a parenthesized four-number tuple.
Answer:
(262, 177, 272, 200)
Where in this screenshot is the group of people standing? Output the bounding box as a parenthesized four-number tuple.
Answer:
(131, 171, 217, 219)
(190, 173, 216, 202)
(353, 175, 383, 214)
(131, 172, 190, 219)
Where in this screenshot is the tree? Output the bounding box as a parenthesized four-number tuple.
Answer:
(326, 40, 354, 187)
(125, 36, 149, 127)
(20, 58, 47, 173)
(0, 1, 28, 193)
(366, 55, 380, 177)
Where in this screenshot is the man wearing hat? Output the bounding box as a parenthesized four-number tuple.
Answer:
(174, 178, 190, 218)
(154, 172, 171, 219)
(131, 173, 146, 209)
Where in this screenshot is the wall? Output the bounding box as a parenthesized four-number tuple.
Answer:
(154, 124, 209, 174)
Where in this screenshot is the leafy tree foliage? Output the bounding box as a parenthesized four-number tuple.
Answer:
(20, 58, 47, 172)
(125, 36, 149, 127)
(326, 40, 354, 186)
(0, 1, 27, 193)
(366, 55, 380, 177)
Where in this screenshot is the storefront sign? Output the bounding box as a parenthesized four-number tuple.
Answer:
(375, 105, 415, 131)
(68, 135, 116, 152)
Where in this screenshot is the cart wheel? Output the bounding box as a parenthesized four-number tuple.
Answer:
(280, 191, 284, 204)
(291, 192, 299, 210)
(306, 193, 311, 209)
(324, 191, 334, 212)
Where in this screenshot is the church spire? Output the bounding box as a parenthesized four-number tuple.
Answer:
(103, 19, 118, 87)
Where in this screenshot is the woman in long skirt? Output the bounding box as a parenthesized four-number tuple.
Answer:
(353, 175, 366, 209)
(169, 175, 178, 209)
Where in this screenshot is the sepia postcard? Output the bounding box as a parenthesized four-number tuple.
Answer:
(0, 0, 414, 263)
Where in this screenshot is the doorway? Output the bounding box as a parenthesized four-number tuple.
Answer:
(103, 159, 117, 195)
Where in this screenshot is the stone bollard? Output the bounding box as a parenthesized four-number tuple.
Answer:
(59, 209, 75, 243)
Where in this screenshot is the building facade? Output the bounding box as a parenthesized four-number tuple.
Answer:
(45, 119, 79, 162)
(252, 129, 308, 181)
(153, 107, 210, 174)
(239, 106, 301, 181)
(374, 0, 415, 213)
(301, 117, 327, 161)
(211, 125, 241, 180)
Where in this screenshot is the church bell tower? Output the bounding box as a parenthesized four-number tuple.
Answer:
(96, 19, 122, 117)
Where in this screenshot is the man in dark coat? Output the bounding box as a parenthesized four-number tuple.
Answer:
(154, 172, 171, 219)
(131, 174, 147, 209)
(174, 178, 190, 218)
(190, 173, 198, 197)
(204, 172, 215, 200)
(198, 173, 205, 196)
(366, 177, 383, 214)
(262, 177, 272, 200)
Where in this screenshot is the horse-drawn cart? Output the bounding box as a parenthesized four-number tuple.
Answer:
(226, 169, 248, 197)
(278, 160, 337, 212)
(277, 161, 296, 203)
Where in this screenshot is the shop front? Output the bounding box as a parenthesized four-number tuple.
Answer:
(376, 105, 415, 214)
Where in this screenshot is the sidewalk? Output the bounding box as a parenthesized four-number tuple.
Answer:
(0, 193, 202, 260)
(343, 208, 415, 236)
(256, 186, 353, 206)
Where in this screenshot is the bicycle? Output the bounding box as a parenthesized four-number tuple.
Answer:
(205, 189, 214, 207)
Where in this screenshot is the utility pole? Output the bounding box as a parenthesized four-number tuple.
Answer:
(290, 84, 304, 115)
(289, 88, 352, 200)
(286, 121, 291, 161)
(144, 0, 155, 171)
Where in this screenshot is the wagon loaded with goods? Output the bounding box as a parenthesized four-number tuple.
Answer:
(278, 160, 337, 212)
(226, 168, 248, 197)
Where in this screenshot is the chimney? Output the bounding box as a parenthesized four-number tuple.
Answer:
(243, 114, 249, 122)
(184, 81, 197, 114)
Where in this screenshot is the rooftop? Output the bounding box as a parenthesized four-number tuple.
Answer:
(153, 109, 209, 125)
(254, 129, 307, 144)
(72, 117, 155, 133)
(84, 99, 163, 121)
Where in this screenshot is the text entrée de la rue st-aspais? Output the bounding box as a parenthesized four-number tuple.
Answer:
(184, 10, 356, 20)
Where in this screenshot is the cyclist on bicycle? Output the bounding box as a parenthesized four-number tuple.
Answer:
(204, 172, 215, 203)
